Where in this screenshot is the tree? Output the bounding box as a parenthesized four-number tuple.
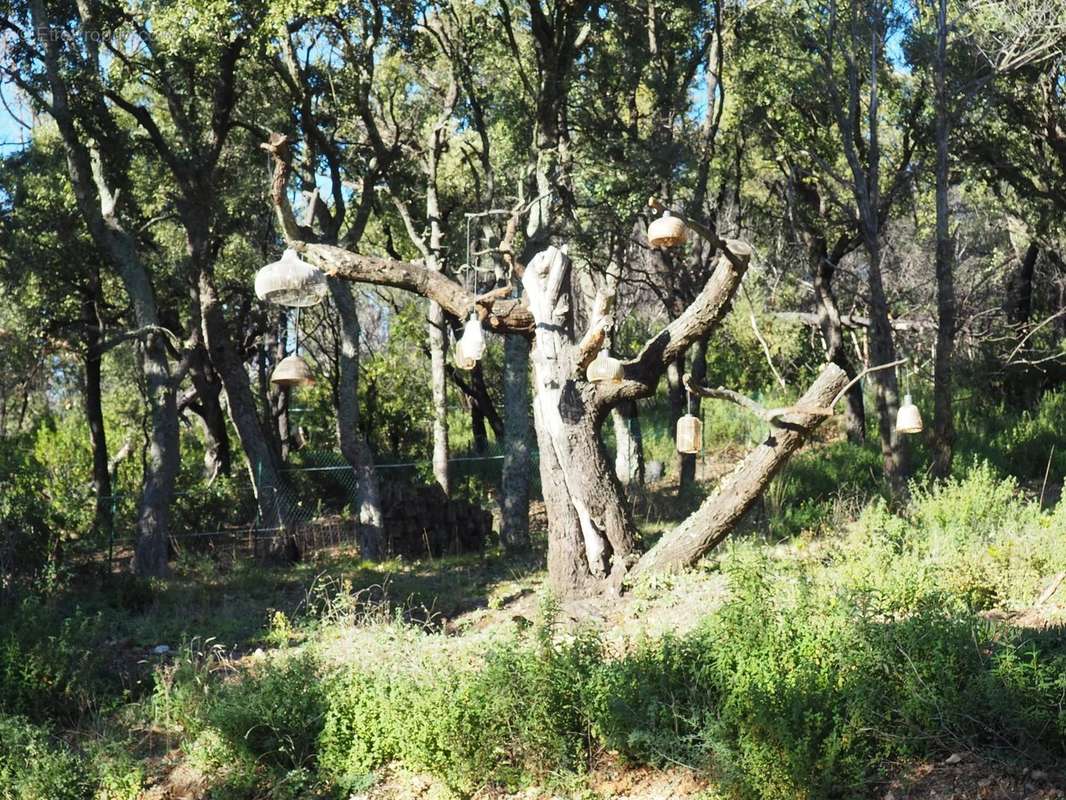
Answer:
(266, 136, 848, 593)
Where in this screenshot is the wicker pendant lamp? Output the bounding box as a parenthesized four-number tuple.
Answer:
(586, 348, 624, 383)
(255, 248, 328, 307)
(271, 354, 315, 388)
(648, 210, 687, 248)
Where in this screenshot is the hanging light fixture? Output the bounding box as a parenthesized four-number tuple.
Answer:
(586, 348, 624, 383)
(271, 354, 315, 388)
(255, 248, 328, 307)
(648, 210, 687, 249)
(457, 313, 486, 363)
(896, 394, 923, 434)
(676, 413, 703, 454)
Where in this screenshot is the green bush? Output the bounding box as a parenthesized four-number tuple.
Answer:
(208, 652, 325, 771)
(0, 714, 94, 800)
(0, 599, 108, 722)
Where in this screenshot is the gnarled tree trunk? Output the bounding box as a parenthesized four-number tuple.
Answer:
(330, 277, 384, 559)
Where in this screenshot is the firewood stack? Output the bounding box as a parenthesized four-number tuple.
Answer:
(380, 481, 492, 558)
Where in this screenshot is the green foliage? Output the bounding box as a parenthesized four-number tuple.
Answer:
(0, 715, 94, 800)
(0, 599, 108, 722)
(0, 436, 66, 595)
(208, 652, 325, 771)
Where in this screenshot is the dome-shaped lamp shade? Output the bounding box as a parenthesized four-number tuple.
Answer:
(676, 413, 703, 454)
(271, 354, 315, 388)
(454, 349, 477, 371)
(586, 349, 624, 383)
(458, 315, 486, 362)
(896, 393, 923, 434)
(648, 211, 687, 248)
(255, 249, 328, 307)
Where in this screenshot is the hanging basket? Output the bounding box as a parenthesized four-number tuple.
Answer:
(648, 211, 687, 248)
(676, 413, 703, 454)
(895, 393, 923, 434)
(255, 249, 328, 307)
(586, 349, 624, 383)
(271, 354, 315, 388)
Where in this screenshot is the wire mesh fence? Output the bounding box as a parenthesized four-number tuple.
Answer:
(95, 445, 535, 571)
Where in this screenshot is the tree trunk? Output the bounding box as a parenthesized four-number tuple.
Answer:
(524, 248, 638, 595)
(501, 334, 532, 550)
(633, 363, 849, 575)
(666, 357, 685, 486)
(429, 300, 450, 494)
(866, 239, 908, 493)
(812, 247, 866, 442)
(199, 270, 296, 528)
(186, 331, 231, 481)
(930, 0, 955, 479)
(330, 277, 384, 560)
(679, 338, 708, 486)
(612, 399, 645, 487)
(83, 293, 112, 537)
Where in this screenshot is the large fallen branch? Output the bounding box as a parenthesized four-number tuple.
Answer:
(776, 311, 935, 332)
(630, 362, 849, 577)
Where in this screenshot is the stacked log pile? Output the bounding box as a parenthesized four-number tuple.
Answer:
(380, 482, 492, 558)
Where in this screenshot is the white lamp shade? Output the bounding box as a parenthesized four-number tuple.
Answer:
(896, 394, 923, 434)
(454, 349, 477, 370)
(676, 414, 703, 454)
(648, 212, 687, 248)
(586, 349, 624, 383)
(458, 316, 485, 362)
(271, 354, 315, 388)
(255, 249, 328, 307)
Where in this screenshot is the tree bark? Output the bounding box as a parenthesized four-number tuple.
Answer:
(501, 333, 532, 550)
(612, 400, 645, 487)
(330, 277, 385, 560)
(930, 0, 955, 479)
(632, 363, 849, 575)
(83, 292, 112, 537)
(199, 270, 296, 527)
(524, 248, 639, 594)
(812, 246, 866, 443)
(679, 338, 708, 486)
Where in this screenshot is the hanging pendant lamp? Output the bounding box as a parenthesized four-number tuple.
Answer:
(586, 348, 624, 383)
(271, 354, 315, 388)
(676, 413, 703, 454)
(648, 210, 687, 248)
(895, 394, 923, 434)
(457, 313, 486, 362)
(255, 248, 328, 307)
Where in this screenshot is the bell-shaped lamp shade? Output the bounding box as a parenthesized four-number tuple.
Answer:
(255, 249, 328, 307)
(454, 349, 477, 371)
(676, 413, 703, 454)
(896, 393, 923, 434)
(586, 349, 624, 383)
(458, 315, 486, 362)
(648, 211, 687, 248)
(270, 354, 315, 388)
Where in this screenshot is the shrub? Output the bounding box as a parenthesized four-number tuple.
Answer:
(0, 714, 94, 800)
(208, 652, 325, 771)
(0, 599, 107, 722)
